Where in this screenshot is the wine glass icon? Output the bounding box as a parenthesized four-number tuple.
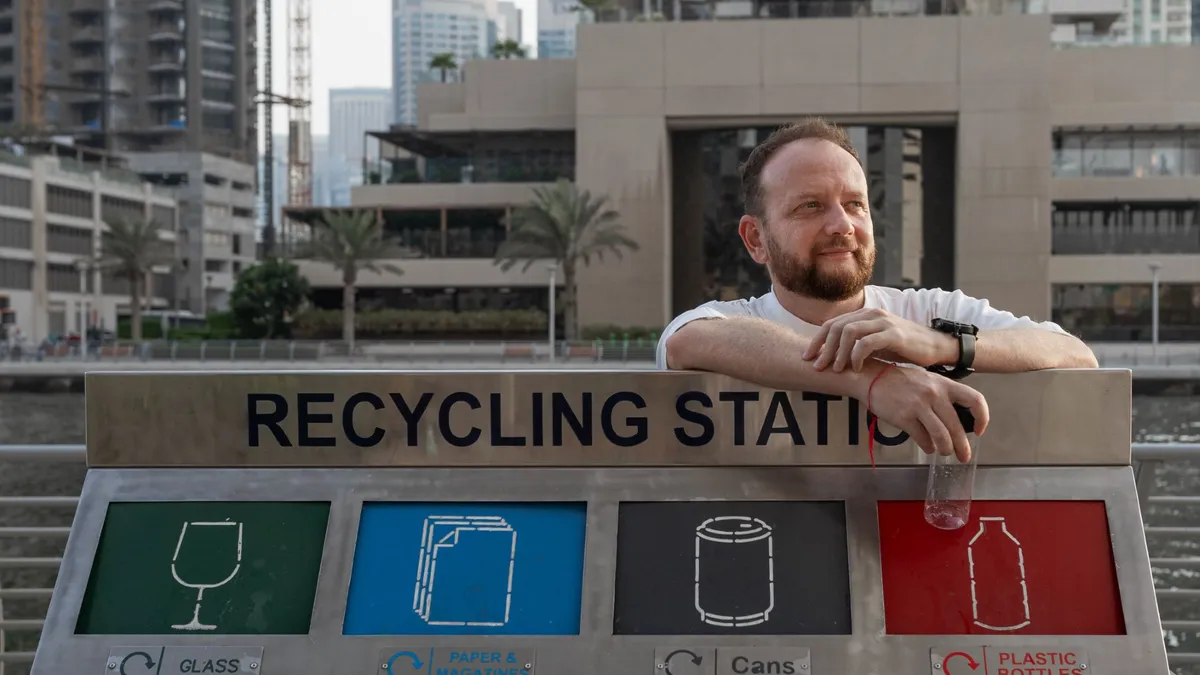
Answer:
(170, 520, 244, 631)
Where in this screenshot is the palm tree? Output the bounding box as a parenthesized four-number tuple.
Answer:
(490, 39, 527, 59)
(100, 218, 174, 342)
(299, 209, 405, 347)
(429, 52, 458, 82)
(494, 179, 639, 341)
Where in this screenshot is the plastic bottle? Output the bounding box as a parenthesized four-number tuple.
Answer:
(923, 404, 979, 530)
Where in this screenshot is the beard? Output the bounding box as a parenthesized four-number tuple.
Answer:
(765, 230, 875, 302)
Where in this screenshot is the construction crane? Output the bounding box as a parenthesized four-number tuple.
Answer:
(257, 0, 312, 256)
(18, 0, 43, 128)
(287, 0, 312, 219)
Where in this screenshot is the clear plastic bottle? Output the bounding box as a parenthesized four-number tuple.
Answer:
(923, 404, 980, 530)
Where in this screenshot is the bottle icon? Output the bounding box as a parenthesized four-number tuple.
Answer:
(694, 516, 774, 628)
(924, 404, 980, 530)
(968, 516, 1031, 631)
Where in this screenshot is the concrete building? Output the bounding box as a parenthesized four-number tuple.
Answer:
(329, 88, 393, 199)
(0, 0, 258, 163)
(537, 0, 580, 58)
(0, 148, 178, 342)
(392, 0, 499, 125)
(498, 0, 524, 43)
(300, 14, 1200, 344)
(1106, 0, 1192, 45)
(124, 152, 256, 313)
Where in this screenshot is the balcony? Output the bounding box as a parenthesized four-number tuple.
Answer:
(366, 128, 577, 185)
(1047, 0, 1123, 31)
(367, 158, 572, 185)
(1051, 201, 1200, 255)
(68, 25, 103, 45)
(148, 0, 184, 13)
(147, 90, 186, 103)
(148, 56, 184, 73)
(148, 28, 184, 43)
(68, 0, 103, 16)
(70, 54, 105, 74)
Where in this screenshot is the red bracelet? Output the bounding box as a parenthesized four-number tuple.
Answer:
(866, 362, 898, 470)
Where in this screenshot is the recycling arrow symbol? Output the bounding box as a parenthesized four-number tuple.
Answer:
(664, 649, 704, 675)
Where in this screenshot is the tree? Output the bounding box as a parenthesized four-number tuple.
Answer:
(100, 218, 174, 341)
(298, 209, 405, 347)
(229, 256, 310, 339)
(429, 52, 458, 82)
(490, 39, 527, 59)
(494, 179, 639, 341)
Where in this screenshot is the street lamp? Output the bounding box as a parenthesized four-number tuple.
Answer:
(74, 257, 107, 360)
(547, 262, 558, 363)
(1149, 261, 1162, 360)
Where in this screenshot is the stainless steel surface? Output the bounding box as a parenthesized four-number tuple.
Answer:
(32, 466, 1167, 675)
(103, 646, 264, 675)
(713, 647, 811, 675)
(656, 647, 716, 675)
(928, 646, 1090, 674)
(4, 441, 1196, 464)
(83, 369, 1132, 468)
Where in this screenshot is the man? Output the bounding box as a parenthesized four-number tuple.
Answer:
(658, 118, 1097, 463)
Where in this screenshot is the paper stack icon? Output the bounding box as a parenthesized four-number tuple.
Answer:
(411, 515, 518, 626)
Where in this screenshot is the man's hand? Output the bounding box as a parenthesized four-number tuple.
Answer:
(865, 365, 989, 462)
(802, 307, 956, 372)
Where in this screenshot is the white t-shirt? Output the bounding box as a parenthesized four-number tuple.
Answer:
(655, 286, 1070, 369)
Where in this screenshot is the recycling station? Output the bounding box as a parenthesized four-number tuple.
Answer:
(31, 368, 1166, 675)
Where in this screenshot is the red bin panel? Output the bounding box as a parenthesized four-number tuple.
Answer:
(878, 500, 1125, 635)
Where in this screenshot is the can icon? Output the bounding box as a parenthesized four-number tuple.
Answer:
(694, 516, 775, 627)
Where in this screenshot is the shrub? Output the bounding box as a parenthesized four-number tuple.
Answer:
(291, 309, 549, 340)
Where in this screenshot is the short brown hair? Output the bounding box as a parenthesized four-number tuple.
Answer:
(739, 118, 859, 219)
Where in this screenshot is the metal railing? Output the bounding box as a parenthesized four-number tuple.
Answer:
(5, 340, 1200, 368)
(2, 442, 1200, 672)
(0, 339, 663, 365)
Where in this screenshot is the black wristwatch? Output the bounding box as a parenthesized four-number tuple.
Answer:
(927, 318, 978, 380)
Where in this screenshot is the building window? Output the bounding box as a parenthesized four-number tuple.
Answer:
(0, 217, 30, 249)
(1053, 129, 1200, 177)
(446, 208, 506, 258)
(1052, 283, 1200, 342)
(204, 230, 232, 248)
(202, 76, 235, 103)
(382, 209, 442, 257)
(201, 46, 235, 73)
(47, 185, 92, 218)
(101, 195, 143, 224)
(0, 258, 32, 290)
(0, 175, 30, 210)
(203, 110, 235, 132)
(1051, 201, 1200, 254)
(47, 263, 83, 293)
(47, 224, 93, 256)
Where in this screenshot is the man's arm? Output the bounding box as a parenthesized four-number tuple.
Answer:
(666, 316, 992, 462)
(805, 289, 1099, 374)
(665, 315, 880, 399)
(953, 327, 1098, 372)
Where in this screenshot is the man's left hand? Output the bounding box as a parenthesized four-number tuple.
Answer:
(802, 308, 957, 372)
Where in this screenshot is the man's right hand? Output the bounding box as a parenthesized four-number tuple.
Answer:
(863, 365, 990, 463)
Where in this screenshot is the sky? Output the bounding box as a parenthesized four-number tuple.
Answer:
(262, 0, 539, 139)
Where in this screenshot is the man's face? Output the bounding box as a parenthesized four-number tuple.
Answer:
(740, 138, 875, 302)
